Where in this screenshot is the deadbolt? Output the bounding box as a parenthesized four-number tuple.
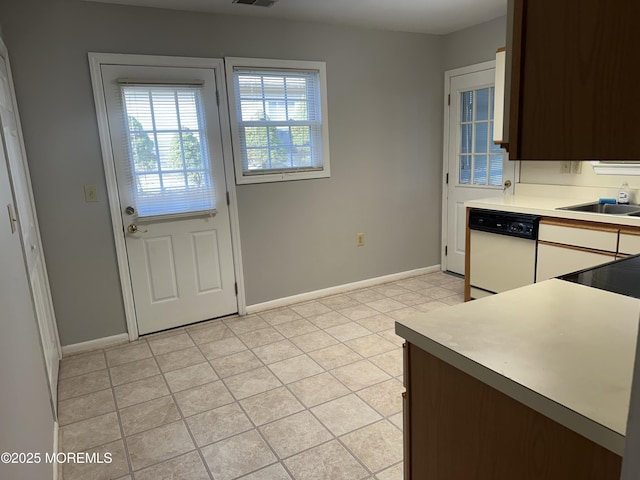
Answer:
(503, 179, 512, 189)
(125, 206, 135, 215)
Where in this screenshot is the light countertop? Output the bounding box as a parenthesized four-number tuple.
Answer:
(466, 195, 640, 227)
(395, 279, 640, 455)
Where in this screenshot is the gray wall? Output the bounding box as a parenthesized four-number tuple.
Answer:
(0, 0, 446, 345)
(442, 15, 507, 71)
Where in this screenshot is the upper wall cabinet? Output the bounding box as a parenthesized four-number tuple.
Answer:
(506, 0, 640, 161)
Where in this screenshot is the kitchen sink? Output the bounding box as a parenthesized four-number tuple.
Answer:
(558, 202, 640, 215)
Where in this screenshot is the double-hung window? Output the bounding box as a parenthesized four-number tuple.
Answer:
(225, 58, 330, 184)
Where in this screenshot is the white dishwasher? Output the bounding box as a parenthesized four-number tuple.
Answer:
(468, 209, 540, 299)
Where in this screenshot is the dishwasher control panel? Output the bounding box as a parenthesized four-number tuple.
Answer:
(469, 209, 540, 240)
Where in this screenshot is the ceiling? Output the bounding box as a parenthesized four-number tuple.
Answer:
(81, 0, 507, 35)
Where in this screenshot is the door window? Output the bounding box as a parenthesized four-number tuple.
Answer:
(121, 84, 215, 219)
(459, 87, 504, 187)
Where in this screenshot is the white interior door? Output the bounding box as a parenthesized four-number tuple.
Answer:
(99, 64, 237, 335)
(0, 46, 60, 412)
(443, 65, 516, 275)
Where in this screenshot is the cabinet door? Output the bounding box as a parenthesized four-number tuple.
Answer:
(508, 0, 640, 160)
(538, 222, 618, 252)
(619, 232, 640, 256)
(536, 243, 615, 281)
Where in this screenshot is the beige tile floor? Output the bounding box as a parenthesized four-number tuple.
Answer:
(57, 271, 463, 480)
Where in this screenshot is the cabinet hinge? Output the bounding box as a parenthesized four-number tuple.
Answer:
(234, 282, 238, 295)
(216, 90, 220, 106)
(226, 191, 230, 206)
(448, 94, 450, 106)
(445, 245, 448, 256)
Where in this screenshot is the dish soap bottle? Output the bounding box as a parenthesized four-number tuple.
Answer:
(618, 182, 631, 204)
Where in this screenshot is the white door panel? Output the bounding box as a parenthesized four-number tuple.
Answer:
(443, 64, 517, 275)
(0, 49, 60, 411)
(99, 63, 237, 335)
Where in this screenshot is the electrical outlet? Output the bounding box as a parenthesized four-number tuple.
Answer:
(356, 232, 365, 247)
(571, 161, 582, 174)
(84, 184, 98, 202)
(560, 161, 571, 174)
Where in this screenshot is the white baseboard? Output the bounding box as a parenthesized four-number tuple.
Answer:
(246, 265, 441, 314)
(61, 333, 129, 357)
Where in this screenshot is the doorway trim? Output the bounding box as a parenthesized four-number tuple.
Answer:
(441, 60, 521, 272)
(88, 53, 246, 341)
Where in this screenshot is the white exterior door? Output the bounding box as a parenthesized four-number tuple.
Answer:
(0, 45, 60, 411)
(99, 63, 237, 335)
(443, 64, 516, 275)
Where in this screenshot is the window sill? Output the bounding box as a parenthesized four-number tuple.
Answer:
(236, 168, 330, 185)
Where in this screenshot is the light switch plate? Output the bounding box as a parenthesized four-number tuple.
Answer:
(84, 184, 98, 202)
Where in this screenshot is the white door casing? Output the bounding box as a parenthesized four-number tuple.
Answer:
(442, 61, 518, 275)
(0, 40, 60, 413)
(89, 55, 245, 337)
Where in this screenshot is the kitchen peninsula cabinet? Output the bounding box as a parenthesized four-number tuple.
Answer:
(506, 0, 640, 160)
(398, 280, 636, 480)
(402, 342, 622, 480)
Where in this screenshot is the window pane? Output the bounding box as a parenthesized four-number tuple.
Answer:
(461, 124, 472, 153)
(263, 76, 285, 99)
(489, 155, 503, 186)
(461, 91, 473, 122)
(151, 91, 179, 130)
(265, 101, 287, 121)
(473, 155, 488, 185)
(240, 100, 265, 121)
(285, 77, 307, 99)
(136, 173, 161, 193)
(475, 88, 490, 121)
(181, 131, 203, 171)
(156, 132, 179, 171)
(237, 75, 263, 97)
(246, 148, 269, 170)
(475, 122, 489, 153)
(288, 101, 308, 121)
(271, 147, 291, 169)
(129, 131, 158, 172)
(459, 155, 472, 184)
(162, 172, 186, 191)
(291, 126, 310, 146)
(243, 127, 269, 147)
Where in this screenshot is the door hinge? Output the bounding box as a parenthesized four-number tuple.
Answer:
(216, 90, 220, 106)
(226, 191, 230, 206)
(234, 282, 238, 295)
(445, 245, 448, 256)
(446, 173, 449, 184)
(448, 94, 450, 106)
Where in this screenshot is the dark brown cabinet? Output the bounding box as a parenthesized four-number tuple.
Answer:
(403, 341, 622, 479)
(506, 0, 640, 161)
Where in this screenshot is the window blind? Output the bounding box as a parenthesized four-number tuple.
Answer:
(119, 84, 216, 220)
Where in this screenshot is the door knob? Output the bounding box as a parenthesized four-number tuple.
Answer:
(127, 224, 147, 234)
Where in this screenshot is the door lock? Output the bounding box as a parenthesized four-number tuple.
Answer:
(125, 206, 135, 215)
(503, 179, 512, 191)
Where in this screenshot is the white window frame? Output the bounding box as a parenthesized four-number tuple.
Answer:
(225, 57, 331, 184)
(591, 161, 640, 175)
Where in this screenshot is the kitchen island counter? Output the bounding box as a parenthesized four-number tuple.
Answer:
(396, 279, 640, 456)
